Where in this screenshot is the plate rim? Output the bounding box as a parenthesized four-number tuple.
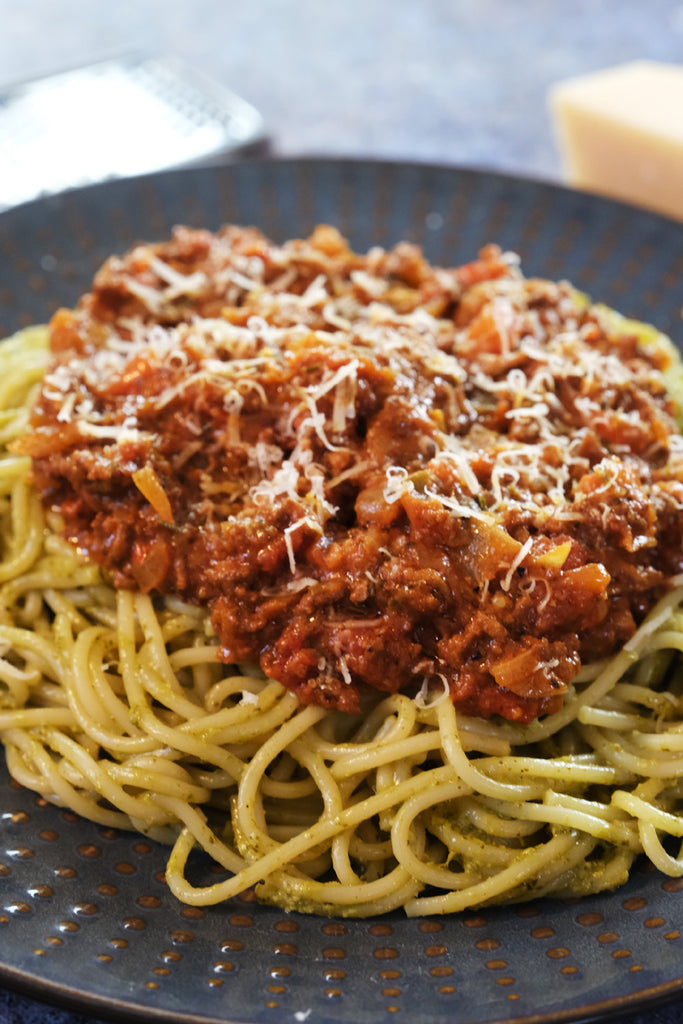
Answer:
(3, 936, 683, 1024)
(1, 155, 683, 1024)
(1, 151, 683, 231)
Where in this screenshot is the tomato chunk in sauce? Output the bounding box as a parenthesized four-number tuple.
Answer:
(20, 224, 683, 722)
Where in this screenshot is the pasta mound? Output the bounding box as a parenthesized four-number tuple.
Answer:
(17, 226, 683, 725)
(1, 230, 683, 916)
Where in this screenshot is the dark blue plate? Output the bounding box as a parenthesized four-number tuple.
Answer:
(1, 158, 683, 1024)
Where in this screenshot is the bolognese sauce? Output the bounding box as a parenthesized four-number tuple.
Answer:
(18, 224, 683, 722)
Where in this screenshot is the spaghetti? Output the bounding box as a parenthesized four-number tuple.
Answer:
(1, 229, 683, 916)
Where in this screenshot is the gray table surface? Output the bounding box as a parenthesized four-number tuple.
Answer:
(1, 2, 683, 1022)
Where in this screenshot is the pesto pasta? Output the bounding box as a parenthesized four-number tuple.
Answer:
(2, 325, 683, 916)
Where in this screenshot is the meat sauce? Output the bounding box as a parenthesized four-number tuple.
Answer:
(19, 224, 683, 722)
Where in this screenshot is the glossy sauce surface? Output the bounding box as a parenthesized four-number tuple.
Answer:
(20, 225, 683, 721)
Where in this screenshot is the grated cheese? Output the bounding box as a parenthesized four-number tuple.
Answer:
(414, 674, 450, 709)
(500, 536, 534, 593)
(28, 222, 683, 722)
(283, 517, 322, 575)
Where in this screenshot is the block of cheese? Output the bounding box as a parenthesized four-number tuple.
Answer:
(549, 61, 683, 222)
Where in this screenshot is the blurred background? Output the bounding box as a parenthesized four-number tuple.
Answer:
(0, 0, 681, 194)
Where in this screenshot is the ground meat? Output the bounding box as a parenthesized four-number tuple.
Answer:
(18, 224, 683, 723)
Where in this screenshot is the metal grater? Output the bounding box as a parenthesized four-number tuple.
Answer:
(0, 55, 267, 210)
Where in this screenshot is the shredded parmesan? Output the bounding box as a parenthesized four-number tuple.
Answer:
(27, 222, 683, 723)
(500, 536, 534, 593)
(283, 517, 322, 575)
(414, 674, 450, 709)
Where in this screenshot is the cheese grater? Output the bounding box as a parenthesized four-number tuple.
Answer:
(0, 55, 267, 210)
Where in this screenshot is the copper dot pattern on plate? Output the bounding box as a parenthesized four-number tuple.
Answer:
(1, 159, 683, 1024)
(97, 884, 118, 897)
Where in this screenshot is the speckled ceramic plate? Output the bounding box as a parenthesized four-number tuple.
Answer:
(1, 159, 683, 1024)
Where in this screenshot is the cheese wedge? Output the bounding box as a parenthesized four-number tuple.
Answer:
(549, 61, 683, 222)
